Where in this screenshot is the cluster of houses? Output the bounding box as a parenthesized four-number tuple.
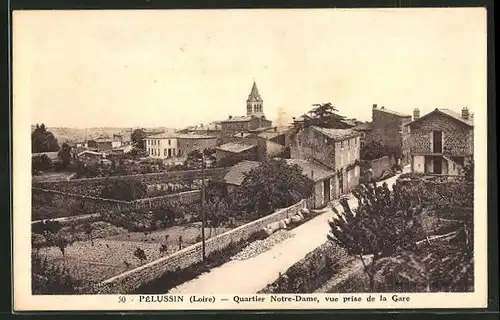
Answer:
(191, 81, 475, 209)
(31, 80, 474, 209)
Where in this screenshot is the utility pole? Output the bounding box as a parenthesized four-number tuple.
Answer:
(201, 149, 206, 261)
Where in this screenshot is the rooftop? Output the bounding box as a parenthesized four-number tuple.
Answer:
(285, 159, 336, 182)
(223, 160, 261, 186)
(311, 126, 361, 141)
(175, 134, 216, 139)
(352, 122, 373, 131)
(216, 142, 256, 154)
(374, 107, 412, 118)
(406, 108, 474, 127)
(257, 131, 281, 140)
(146, 132, 175, 139)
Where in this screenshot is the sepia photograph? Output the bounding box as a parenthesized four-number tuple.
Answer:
(12, 7, 488, 311)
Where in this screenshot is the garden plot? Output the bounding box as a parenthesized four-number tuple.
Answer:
(36, 222, 238, 285)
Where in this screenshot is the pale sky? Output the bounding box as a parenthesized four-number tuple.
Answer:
(13, 8, 487, 129)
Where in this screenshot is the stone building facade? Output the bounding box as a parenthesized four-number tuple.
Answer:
(290, 126, 361, 198)
(144, 133, 217, 159)
(371, 104, 412, 165)
(407, 108, 474, 175)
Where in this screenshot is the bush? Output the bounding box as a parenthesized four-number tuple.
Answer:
(259, 241, 350, 293)
(32, 154, 53, 174)
(100, 180, 147, 201)
(32, 254, 82, 294)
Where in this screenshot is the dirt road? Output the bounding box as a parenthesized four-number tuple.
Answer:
(169, 170, 405, 294)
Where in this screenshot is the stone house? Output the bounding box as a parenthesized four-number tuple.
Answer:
(406, 107, 474, 175)
(221, 159, 336, 209)
(87, 138, 113, 151)
(285, 159, 336, 209)
(290, 126, 361, 198)
(352, 122, 373, 148)
(216, 142, 259, 166)
(372, 104, 412, 166)
(220, 160, 261, 195)
(144, 133, 217, 159)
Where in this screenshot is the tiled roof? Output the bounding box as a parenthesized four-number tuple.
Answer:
(374, 107, 412, 117)
(146, 132, 176, 139)
(216, 142, 256, 154)
(221, 116, 253, 123)
(257, 131, 281, 139)
(285, 159, 336, 182)
(223, 160, 261, 186)
(352, 122, 373, 131)
(406, 108, 474, 127)
(311, 126, 361, 141)
(175, 134, 216, 139)
(438, 109, 474, 126)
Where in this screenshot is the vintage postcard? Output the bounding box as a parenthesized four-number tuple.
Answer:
(13, 8, 488, 311)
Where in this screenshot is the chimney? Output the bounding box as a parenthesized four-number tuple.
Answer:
(381, 106, 385, 109)
(311, 170, 314, 178)
(462, 107, 470, 120)
(240, 132, 244, 137)
(413, 108, 420, 120)
(228, 115, 232, 119)
(274, 127, 277, 132)
(373, 104, 378, 109)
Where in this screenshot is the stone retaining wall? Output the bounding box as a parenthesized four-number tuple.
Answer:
(32, 188, 202, 219)
(92, 199, 307, 294)
(33, 167, 229, 197)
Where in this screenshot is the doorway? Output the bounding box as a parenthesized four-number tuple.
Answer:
(433, 131, 443, 153)
(433, 156, 443, 174)
(323, 179, 331, 205)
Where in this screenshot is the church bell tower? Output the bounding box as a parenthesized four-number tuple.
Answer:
(246, 81, 264, 117)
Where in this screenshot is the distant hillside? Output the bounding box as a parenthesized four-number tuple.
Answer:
(30, 125, 178, 144)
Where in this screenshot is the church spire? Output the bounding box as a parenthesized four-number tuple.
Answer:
(247, 81, 262, 102)
(246, 80, 264, 116)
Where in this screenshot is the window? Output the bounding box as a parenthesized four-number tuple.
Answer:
(164, 148, 167, 156)
(360, 132, 365, 138)
(348, 139, 350, 147)
(168, 139, 171, 146)
(341, 141, 344, 149)
(168, 149, 172, 157)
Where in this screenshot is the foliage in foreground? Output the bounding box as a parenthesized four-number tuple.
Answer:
(328, 180, 474, 292)
(233, 158, 314, 217)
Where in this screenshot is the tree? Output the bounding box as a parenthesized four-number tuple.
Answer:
(134, 247, 148, 264)
(100, 179, 147, 201)
(32, 154, 53, 174)
(131, 128, 147, 151)
(292, 103, 351, 132)
(234, 159, 314, 217)
(32, 123, 59, 153)
(328, 182, 425, 291)
(57, 143, 72, 169)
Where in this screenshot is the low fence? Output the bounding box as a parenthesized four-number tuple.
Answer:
(33, 167, 230, 197)
(32, 188, 202, 220)
(92, 199, 307, 294)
